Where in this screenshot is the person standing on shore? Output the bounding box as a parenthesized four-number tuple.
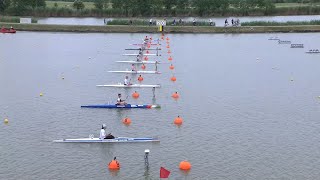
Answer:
(225, 19, 228, 26)
(209, 19, 213, 26)
(193, 19, 196, 26)
(149, 19, 153, 26)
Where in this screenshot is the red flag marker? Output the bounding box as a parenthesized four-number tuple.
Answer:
(160, 167, 171, 178)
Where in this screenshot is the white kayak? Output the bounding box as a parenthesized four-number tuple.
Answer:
(96, 84, 160, 88)
(123, 54, 159, 56)
(108, 70, 161, 74)
(54, 137, 160, 143)
(116, 60, 163, 64)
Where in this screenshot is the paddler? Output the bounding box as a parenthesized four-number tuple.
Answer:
(124, 76, 130, 85)
(116, 93, 127, 105)
(99, 124, 106, 139)
(152, 87, 156, 98)
(155, 61, 159, 71)
(131, 64, 136, 71)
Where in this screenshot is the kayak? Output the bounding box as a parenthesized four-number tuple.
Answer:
(1, 28, 16, 33)
(108, 70, 161, 74)
(268, 37, 280, 40)
(125, 48, 161, 50)
(81, 104, 161, 109)
(116, 60, 163, 64)
(54, 137, 159, 143)
(123, 54, 159, 56)
(131, 43, 160, 46)
(278, 40, 291, 44)
(96, 84, 161, 88)
(306, 50, 320, 54)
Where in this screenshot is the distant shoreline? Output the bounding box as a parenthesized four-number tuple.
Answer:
(2, 23, 320, 34)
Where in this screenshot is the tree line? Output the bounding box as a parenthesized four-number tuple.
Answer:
(1, 0, 319, 17)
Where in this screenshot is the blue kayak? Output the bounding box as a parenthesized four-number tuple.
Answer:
(81, 104, 161, 109)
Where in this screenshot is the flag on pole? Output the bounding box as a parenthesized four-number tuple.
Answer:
(160, 167, 171, 178)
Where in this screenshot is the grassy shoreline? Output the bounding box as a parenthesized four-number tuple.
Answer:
(2, 22, 320, 34)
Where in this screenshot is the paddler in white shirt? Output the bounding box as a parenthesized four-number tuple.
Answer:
(99, 124, 106, 139)
(124, 76, 130, 85)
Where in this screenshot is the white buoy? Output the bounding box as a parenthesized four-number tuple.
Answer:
(4, 118, 8, 124)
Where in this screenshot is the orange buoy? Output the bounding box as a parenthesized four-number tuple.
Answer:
(169, 64, 174, 70)
(172, 92, 179, 99)
(146, 50, 149, 54)
(147, 45, 151, 48)
(174, 116, 183, 125)
(171, 76, 177, 82)
(132, 91, 140, 99)
(168, 56, 173, 61)
(166, 45, 170, 49)
(138, 75, 144, 82)
(108, 157, 120, 170)
(150, 37, 153, 40)
(122, 117, 132, 125)
(161, 36, 164, 40)
(166, 37, 170, 41)
(167, 50, 171, 54)
(179, 161, 191, 170)
(144, 56, 149, 61)
(141, 64, 146, 70)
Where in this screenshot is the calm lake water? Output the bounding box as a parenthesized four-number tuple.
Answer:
(37, 15, 320, 26)
(1, 32, 320, 180)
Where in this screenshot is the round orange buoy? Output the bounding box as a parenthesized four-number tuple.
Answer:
(138, 75, 144, 82)
(122, 117, 132, 125)
(166, 45, 170, 49)
(161, 36, 164, 40)
(171, 76, 177, 82)
(108, 157, 120, 170)
(174, 116, 183, 125)
(169, 64, 174, 70)
(172, 92, 179, 99)
(146, 50, 149, 54)
(166, 37, 170, 41)
(179, 161, 191, 170)
(167, 50, 171, 54)
(144, 56, 149, 61)
(168, 56, 173, 61)
(147, 45, 151, 48)
(141, 64, 146, 70)
(132, 91, 140, 99)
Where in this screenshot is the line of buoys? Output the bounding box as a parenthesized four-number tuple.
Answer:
(179, 161, 191, 170)
(132, 91, 140, 99)
(108, 157, 120, 170)
(122, 117, 131, 125)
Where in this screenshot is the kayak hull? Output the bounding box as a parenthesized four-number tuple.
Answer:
(96, 84, 161, 88)
(108, 71, 161, 74)
(116, 61, 163, 64)
(1, 29, 16, 33)
(54, 137, 159, 143)
(81, 104, 161, 109)
(123, 54, 158, 56)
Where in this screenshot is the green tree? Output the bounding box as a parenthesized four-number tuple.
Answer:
(0, 0, 11, 12)
(94, 0, 104, 10)
(73, 0, 85, 10)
